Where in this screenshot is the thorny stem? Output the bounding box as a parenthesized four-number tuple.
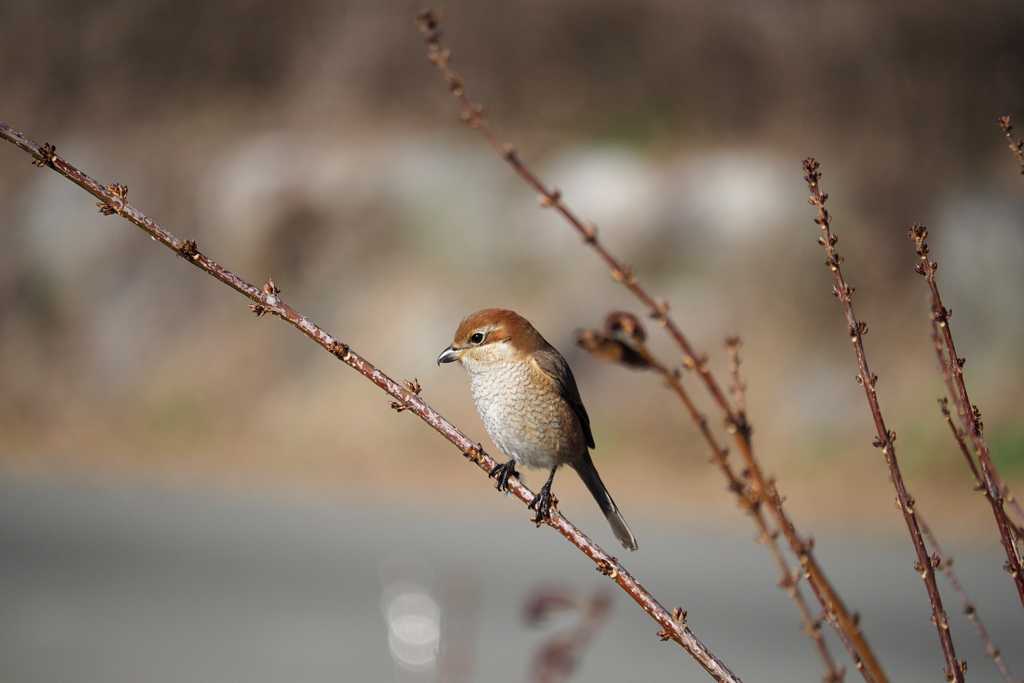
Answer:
(918, 512, 1017, 683)
(911, 223, 1024, 607)
(804, 159, 965, 683)
(416, 11, 879, 683)
(0, 120, 742, 683)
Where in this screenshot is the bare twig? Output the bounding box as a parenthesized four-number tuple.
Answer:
(416, 11, 883, 683)
(934, 348, 1024, 545)
(725, 337, 747, 418)
(580, 315, 846, 683)
(911, 223, 1024, 607)
(0, 119, 742, 683)
(804, 159, 964, 683)
(918, 512, 1018, 683)
(998, 116, 1024, 174)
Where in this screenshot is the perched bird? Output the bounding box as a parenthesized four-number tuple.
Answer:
(437, 308, 638, 551)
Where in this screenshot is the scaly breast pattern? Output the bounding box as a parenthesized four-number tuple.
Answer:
(465, 357, 583, 470)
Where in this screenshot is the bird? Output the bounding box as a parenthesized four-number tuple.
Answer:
(437, 308, 638, 551)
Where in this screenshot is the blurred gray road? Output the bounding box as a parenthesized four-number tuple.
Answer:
(0, 476, 1020, 683)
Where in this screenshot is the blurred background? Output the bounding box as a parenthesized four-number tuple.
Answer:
(1, 0, 1023, 681)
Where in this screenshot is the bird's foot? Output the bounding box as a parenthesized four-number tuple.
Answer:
(527, 484, 557, 526)
(489, 459, 520, 492)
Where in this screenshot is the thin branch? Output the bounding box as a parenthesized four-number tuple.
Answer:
(804, 159, 964, 683)
(0, 119, 742, 683)
(416, 11, 885, 683)
(910, 223, 1024, 606)
(579, 315, 846, 683)
(998, 116, 1024, 174)
(918, 512, 1018, 683)
(933, 342, 1024, 545)
(936, 396, 1024, 548)
(725, 337, 748, 418)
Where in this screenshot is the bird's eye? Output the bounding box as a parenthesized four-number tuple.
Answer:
(469, 332, 484, 344)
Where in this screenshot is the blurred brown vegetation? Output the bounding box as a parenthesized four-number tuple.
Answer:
(1, 0, 1023, 529)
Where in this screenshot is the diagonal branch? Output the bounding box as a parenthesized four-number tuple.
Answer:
(0, 119, 741, 683)
(918, 511, 1018, 683)
(911, 223, 1024, 606)
(579, 316, 846, 683)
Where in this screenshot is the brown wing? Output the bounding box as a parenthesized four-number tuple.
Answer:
(531, 348, 596, 449)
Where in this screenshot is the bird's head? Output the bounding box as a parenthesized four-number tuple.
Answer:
(437, 308, 547, 367)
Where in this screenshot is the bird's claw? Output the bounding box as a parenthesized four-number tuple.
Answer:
(489, 460, 520, 492)
(527, 486, 557, 526)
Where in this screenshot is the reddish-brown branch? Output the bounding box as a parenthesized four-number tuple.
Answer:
(911, 224, 1024, 607)
(677, 346, 847, 683)
(918, 512, 1018, 683)
(579, 317, 846, 682)
(933, 332, 1024, 544)
(416, 12, 885, 683)
(998, 116, 1024, 174)
(804, 159, 964, 682)
(0, 119, 742, 683)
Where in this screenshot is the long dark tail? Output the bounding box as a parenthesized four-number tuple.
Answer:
(571, 452, 638, 551)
